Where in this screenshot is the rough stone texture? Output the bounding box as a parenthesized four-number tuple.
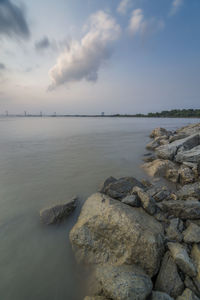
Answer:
(95, 265, 153, 300)
(161, 200, 200, 220)
(70, 193, 164, 277)
(150, 127, 170, 138)
(168, 242, 197, 277)
(155, 251, 184, 298)
(177, 288, 200, 300)
(191, 244, 200, 293)
(183, 223, 200, 243)
(165, 168, 180, 183)
(84, 297, 108, 300)
(179, 166, 196, 185)
(151, 291, 174, 300)
(176, 145, 200, 164)
(146, 138, 161, 151)
(40, 197, 77, 225)
(165, 218, 183, 242)
(99, 176, 117, 193)
(147, 186, 170, 202)
(121, 195, 140, 207)
(101, 177, 144, 200)
(132, 186, 156, 215)
(142, 159, 176, 178)
(176, 183, 200, 200)
(184, 276, 200, 298)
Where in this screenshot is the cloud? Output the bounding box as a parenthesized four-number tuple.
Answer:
(0, 63, 6, 70)
(0, 0, 30, 39)
(169, 0, 184, 16)
(35, 36, 50, 51)
(117, 0, 131, 15)
(128, 8, 164, 37)
(48, 11, 121, 90)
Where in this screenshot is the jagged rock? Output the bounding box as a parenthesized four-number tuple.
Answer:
(183, 223, 200, 243)
(132, 186, 156, 215)
(179, 166, 196, 185)
(70, 193, 164, 277)
(176, 182, 200, 200)
(100, 177, 144, 200)
(146, 138, 161, 150)
(165, 218, 183, 242)
(191, 244, 200, 293)
(169, 133, 188, 143)
(151, 291, 174, 300)
(165, 168, 180, 183)
(176, 146, 200, 164)
(161, 200, 200, 219)
(150, 128, 171, 138)
(168, 242, 197, 277)
(142, 159, 176, 178)
(99, 176, 117, 193)
(155, 251, 184, 298)
(147, 186, 171, 202)
(40, 197, 77, 225)
(121, 195, 140, 207)
(177, 288, 200, 300)
(84, 297, 108, 300)
(95, 265, 153, 300)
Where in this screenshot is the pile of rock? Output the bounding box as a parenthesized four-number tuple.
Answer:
(69, 171, 200, 300)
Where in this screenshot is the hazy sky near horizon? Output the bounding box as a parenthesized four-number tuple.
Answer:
(0, 0, 200, 114)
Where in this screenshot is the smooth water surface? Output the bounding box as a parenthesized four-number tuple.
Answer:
(0, 117, 199, 300)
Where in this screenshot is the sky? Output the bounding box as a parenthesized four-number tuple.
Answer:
(0, 0, 200, 115)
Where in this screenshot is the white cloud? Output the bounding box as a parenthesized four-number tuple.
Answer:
(128, 9, 164, 37)
(170, 0, 184, 16)
(117, 0, 131, 15)
(48, 11, 121, 90)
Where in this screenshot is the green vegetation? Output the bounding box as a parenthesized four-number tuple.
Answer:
(111, 109, 200, 118)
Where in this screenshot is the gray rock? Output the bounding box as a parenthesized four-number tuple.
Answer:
(95, 264, 153, 300)
(147, 186, 170, 202)
(121, 195, 140, 207)
(151, 291, 174, 300)
(168, 242, 197, 277)
(132, 186, 156, 215)
(99, 176, 117, 193)
(150, 128, 171, 138)
(176, 145, 200, 164)
(165, 218, 183, 242)
(146, 138, 161, 150)
(165, 168, 180, 183)
(183, 223, 200, 243)
(191, 244, 200, 293)
(176, 182, 200, 200)
(178, 166, 196, 185)
(155, 251, 184, 298)
(177, 288, 200, 300)
(70, 193, 164, 277)
(142, 159, 176, 178)
(161, 200, 200, 220)
(84, 297, 108, 300)
(184, 276, 200, 298)
(40, 197, 77, 225)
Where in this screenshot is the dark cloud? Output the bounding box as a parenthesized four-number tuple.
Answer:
(0, 63, 6, 70)
(35, 36, 50, 51)
(0, 0, 30, 39)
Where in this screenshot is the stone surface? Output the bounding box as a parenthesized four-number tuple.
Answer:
(165, 218, 183, 242)
(191, 244, 200, 293)
(132, 186, 156, 215)
(142, 159, 176, 178)
(177, 288, 200, 300)
(176, 145, 200, 164)
(168, 242, 197, 277)
(95, 264, 152, 300)
(151, 291, 174, 300)
(179, 166, 196, 185)
(183, 223, 200, 243)
(99, 176, 117, 193)
(176, 182, 200, 200)
(84, 297, 108, 300)
(121, 195, 140, 207)
(155, 251, 184, 298)
(147, 186, 170, 202)
(150, 127, 170, 138)
(184, 276, 200, 298)
(70, 193, 164, 277)
(40, 197, 77, 225)
(161, 200, 200, 220)
(165, 168, 180, 183)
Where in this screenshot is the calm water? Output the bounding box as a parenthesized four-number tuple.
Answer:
(0, 117, 199, 300)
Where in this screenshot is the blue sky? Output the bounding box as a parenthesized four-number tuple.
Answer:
(0, 0, 200, 114)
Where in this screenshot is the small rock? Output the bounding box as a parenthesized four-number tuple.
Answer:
(121, 195, 140, 207)
(177, 288, 200, 300)
(183, 223, 200, 243)
(165, 168, 180, 183)
(165, 218, 183, 242)
(184, 276, 200, 298)
(132, 186, 156, 215)
(99, 176, 117, 193)
(191, 244, 200, 293)
(151, 291, 174, 300)
(179, 166, 196, 185)
(40, 197, 77, 225)
(168, 242, 197, 278)
(147, 186, 170, 202)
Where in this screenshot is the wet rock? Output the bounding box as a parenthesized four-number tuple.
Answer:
(99, 176, 117, 193)
(95, 264, 153, 300)
(176, 182, 200, 200)
(132, 186, 157, 215)
(168, 242, 197, 277)
(155, 251, 184, 298)
(150, 128, 171, 138)
(151, 291, 174, 300)
(183, 223, 200, 243)
(165, 218, 183, 242)
(179, 166, 196, 185)
(177, 288, 200, 300)
(121, 195, 140, 207)
(70, 193, 164, 277)
(142, 159, 176, 178)
(161, 200, 200, 220)
(40, 197, 77, 225)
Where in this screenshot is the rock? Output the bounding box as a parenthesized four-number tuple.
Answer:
(84, 297, 108, 300)
(151, 291, 174, 300)
(165, 218, 183, 242)
(101, 177, 144, 200)
(184, 275, 200, 298)
(168, 242, 197, 277)
(183, 223, 200, 243)
(176, 123, 200, 136)
(95, 264, 153, 300)
(176, 182, 200, 200)
(40, 197, 77, 225)
(179, 166, 196, 185)
(191, 244, 200, 293)
(165, 168, 180, 183)
(99, 176, 117, 193)
(121, 195, 140, 207)
(70, 193, 164, 277)
(147, 186, 171, 202)
(132, 186, 156, 215)
(155, 251, 184, 298)
(156, 134, 200, 161)
(176, 146, 200, 164)
(169, 133, 188, 143)
(150, 128, 171, 138)
(177, 288, 200, 300)
(142, 159, 176, 178)
(146, 138, 161, 150)
(161, 200, 200, 220)
(143, 155, 157, 163)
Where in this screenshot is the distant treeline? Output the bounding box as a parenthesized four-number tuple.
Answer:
(112, 109, 200, 118)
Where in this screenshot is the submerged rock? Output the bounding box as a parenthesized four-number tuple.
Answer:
(70, 193, 164, 277)
(40, 197, 77, 225)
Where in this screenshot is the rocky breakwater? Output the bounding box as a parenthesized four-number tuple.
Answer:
(69, 123, 200, 300)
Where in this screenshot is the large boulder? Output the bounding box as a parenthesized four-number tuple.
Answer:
(175, 145, 200, 164)
(161, 200, 200, 219)
(70, 193, 164, 277)
(40, 197, 77, 225)
(94, 264, 153, 300)
(155, 251, 184, 298)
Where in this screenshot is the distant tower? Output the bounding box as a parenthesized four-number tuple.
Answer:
(101, 112, 105, 117)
